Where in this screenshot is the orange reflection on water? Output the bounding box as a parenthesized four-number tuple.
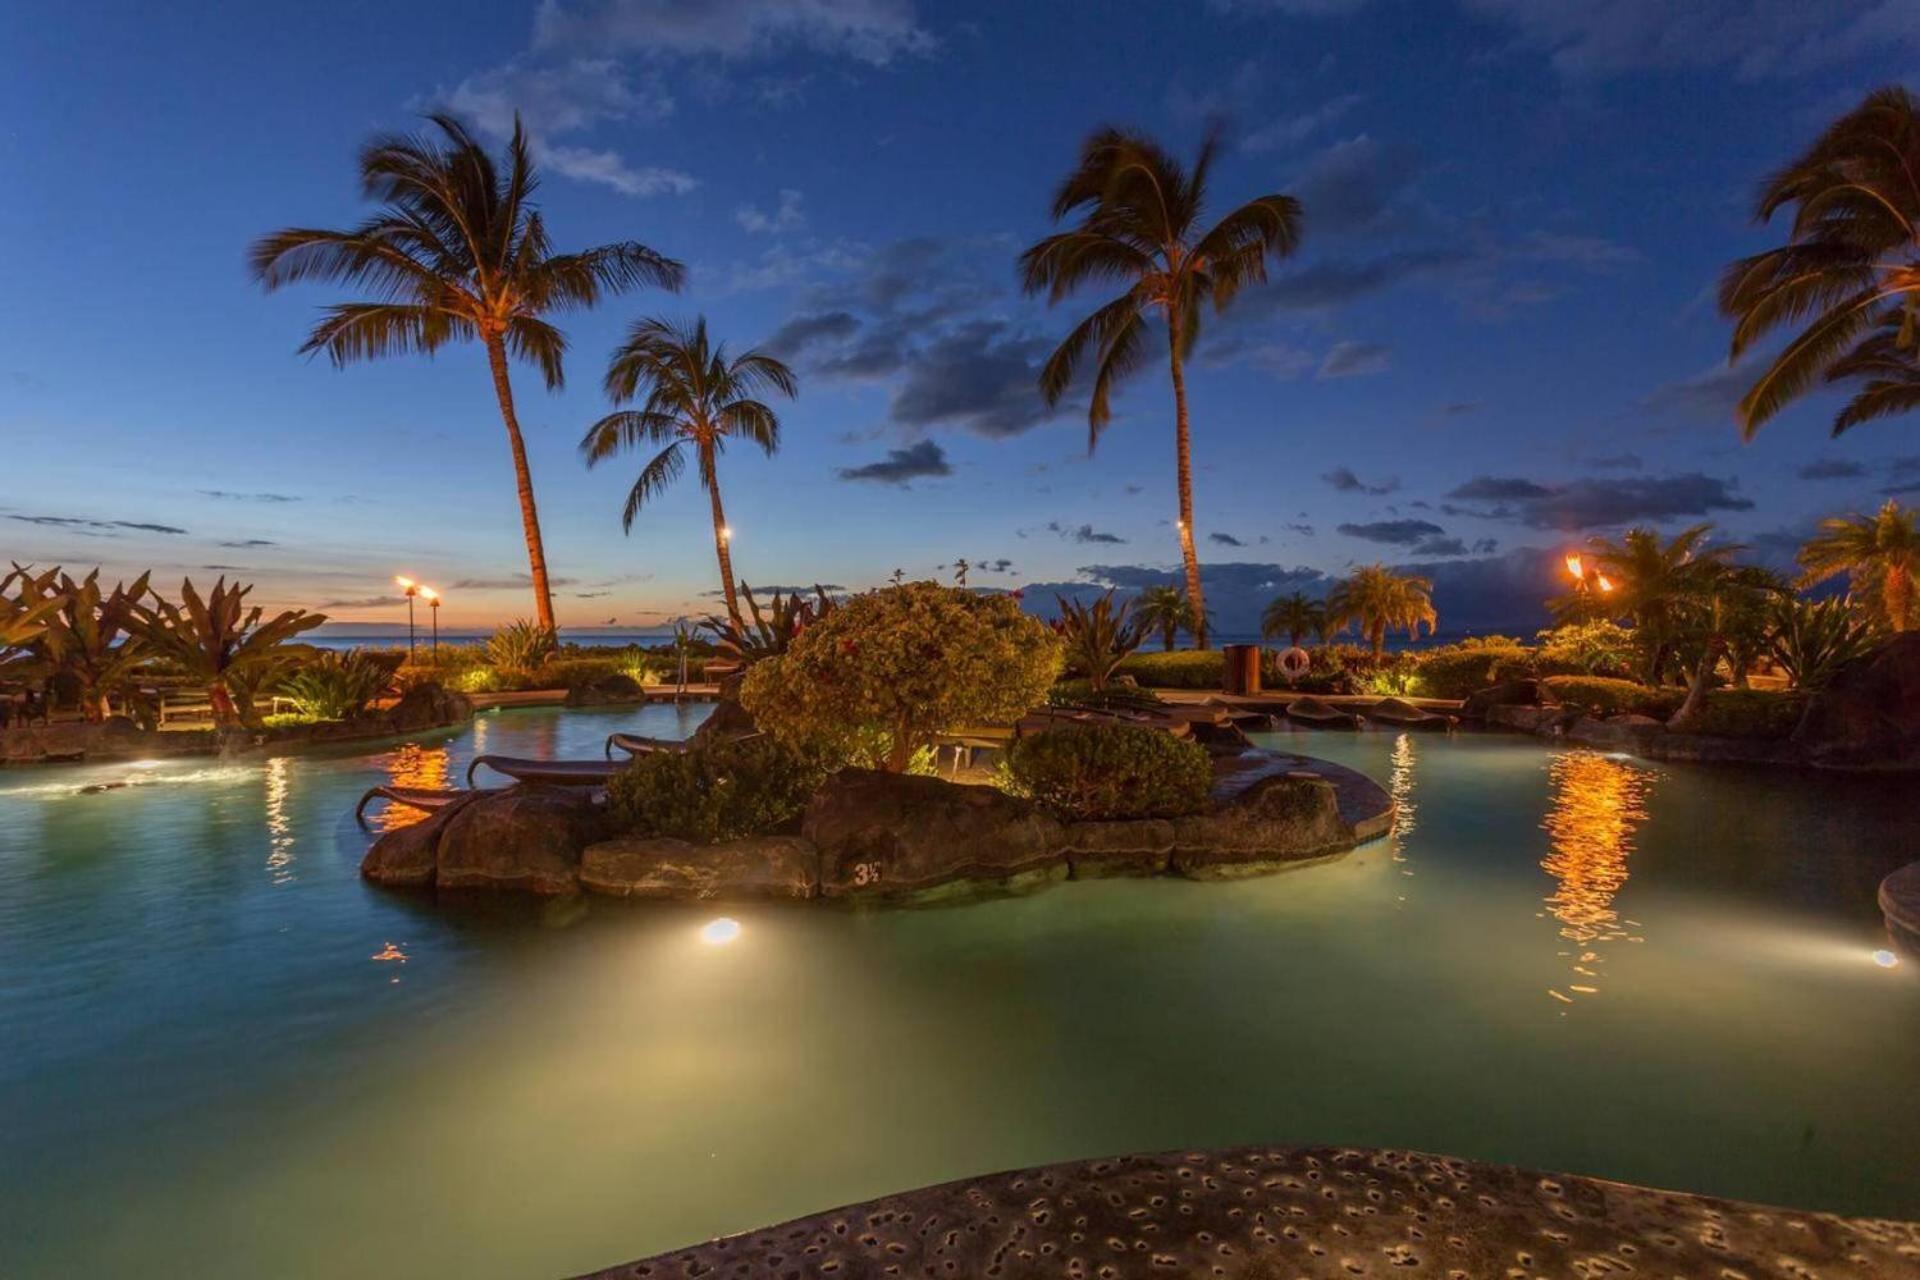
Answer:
(1387, 733, 1419, 888)
(264, 755, 296, 884)
(369, 743, 455, 833)
(1540, 751, 1654, 1004)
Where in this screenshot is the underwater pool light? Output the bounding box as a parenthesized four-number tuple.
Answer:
(700, 917, 742, 946)
(1872, 949, 1899, 969)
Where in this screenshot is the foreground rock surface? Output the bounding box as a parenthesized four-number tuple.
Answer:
(1171, 772, 1353, 878)
(575, 1145, 1920, 1280)
(363, 784, 600, 895)
(581, 835, 817, 899)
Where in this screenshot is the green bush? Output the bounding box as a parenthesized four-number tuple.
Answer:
(606, 736, 827, 843)
(1414, 645, 1530, 698)
(1686, 690, 1807, 740)
(1112, 649, 1224, 688)
(1047, 679, 1165, 713)
(276, 651, 389, 720)
(486, 619, 557, 674)
(1007, 723, 1213, 821)
(1541, 676, 1683, 718)
(1535, 621, 1638, 678)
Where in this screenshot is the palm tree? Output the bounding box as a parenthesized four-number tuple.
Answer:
(1797, 499, 1919, 632)
(1326, 565, 1436, 659)
(1666, 559, 1783, 729)
(1576, 524, 1730, 684)
(1133, 584, 1195, 651)
(250, 114, 684, 632)
(1261, 591, 1327, 648)
(580, 317, 796, 627)
(1021, 129, 1303, 648)
(1719, 87, 1920, 438)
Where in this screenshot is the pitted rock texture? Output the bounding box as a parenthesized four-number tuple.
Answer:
(575, 1145, 1920, 1280)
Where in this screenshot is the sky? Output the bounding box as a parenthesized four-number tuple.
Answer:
(4, 0, 1919, 638)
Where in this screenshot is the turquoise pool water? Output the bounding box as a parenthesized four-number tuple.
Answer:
(2, 708, 1916, 1278)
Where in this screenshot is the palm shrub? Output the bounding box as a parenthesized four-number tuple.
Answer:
(607, 735, 827, 843)
(702, 583, 835, 664)
(1261, 591, 1328, 647)
(1007, 723, 1212, 821)
(277, 651, 389, 720)
(1327, 565, 1437, 659)
(0, 565, 66, 664)
(1769, 596, 1881, 690)
(486, 619, 557, 675)
(1133, 585, 1197, 651)
(742, 581, 1061, 772)
(1796, 500, 1917, 633)
(11, 569, 151, 721)
(1054, 589, 1147, 691)
(128, 579, 325, 727)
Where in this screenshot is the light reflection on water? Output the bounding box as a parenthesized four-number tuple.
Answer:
(0, 712, 1916, 1278)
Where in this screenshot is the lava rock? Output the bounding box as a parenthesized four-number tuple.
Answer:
(1793, 633, 1920, 770)
(383, 682, 473, 733)
(1059, 819, 1176, 878)
(360, 794, 480, 887)
(1171, 773, 1353, 878)
(581, 834, 819, 899)
(1460, 679, 1540, 720)
(565, 674, 645, 706)
(433, 784, 602, 895)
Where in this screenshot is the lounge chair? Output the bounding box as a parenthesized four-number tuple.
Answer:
(1364, 697, 1455, 731)
(1284, 696, 1361, 729)
(354, 784, 469, 824)
(465, 755, 624, 787)
(603, 728, 763, 759)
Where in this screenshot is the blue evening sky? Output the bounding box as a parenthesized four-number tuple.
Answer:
(4, 0, 1917, 635)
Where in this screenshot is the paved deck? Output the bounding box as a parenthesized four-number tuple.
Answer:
(576, 1145, 1920, 1279)
(466, 685, 721, 712)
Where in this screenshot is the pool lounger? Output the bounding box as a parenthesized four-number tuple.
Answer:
(465, 755, 624, 787)
(1284, 697, 1362, 729)
(605, 731, 693, 759)
(354, 784, 469, 824)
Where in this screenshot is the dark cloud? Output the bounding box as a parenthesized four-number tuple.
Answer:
(1291, 134, 1428, 238)
(218, 539, 276, 548)
(1338, 518, 1447, 545)
(889, 321, 1064, 438)
(1439, 401, 1481, 417)
(763, 310, 860, 358)
(10, 514, 189, 535)
(575, 591, 612, 599)
(1209, 532, 1245, 547)
(1447, 476, 1555, 501)
(1642, 361, 1750, 420)
(1585, 452, 1643, 471)
(1318, 340, 1392, 379)
(1248, 249, 1473, 312)
(1062, 522, 1125, 545)
(1451, 472, 1753, 529)
(451, 574, 580, 590)
(318, 594, 406, 609)
(1322, 466, 1400, 496)
(1797, 458, 1866, 481)
(836, 439, 952, 485)
(1410, 536, 1469, 557)
(199, 490, 300, 503)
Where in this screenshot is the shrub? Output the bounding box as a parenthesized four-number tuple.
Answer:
(607, 736, 826, 843)
(1047, 679, 1165, 713)
(1415, 645, 1529, 698)
(1769, 597, 1880, 691)
(1112, 649, 1224, 689)
(742, 582, 1062, 771)
(538, 657, 630, 689)
(1536, 621, 1638, 678)
(1686, 689, 1806, 740)
(455, 665, 514, 694)
(1541, 675, 1683, 718)
(486, 619, 557, 674)
(276, 651, 389, 720)
(1053, 589, 1147, 690)
(1007, 723, 1213, 820)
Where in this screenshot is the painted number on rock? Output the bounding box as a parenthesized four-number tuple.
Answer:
(852, 861, 882, 886)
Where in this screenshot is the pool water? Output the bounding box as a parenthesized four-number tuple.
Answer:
(2, 709, 1916, 1278)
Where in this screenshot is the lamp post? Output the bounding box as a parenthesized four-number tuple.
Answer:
(420, 587, 440, 656)
(395, 577, 419, 657)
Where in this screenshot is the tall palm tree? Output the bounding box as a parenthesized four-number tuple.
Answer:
(1327, 565, 1436, 659)
(250, 114, 684, 632)
(1798, 499, 1919, 632)
(1576, 524, 1731, 683)
(1021, 129, 1303, 648)
(1133, 584, 1195, 651)
(580, 317, 797, 627)
(1719, 87, 1920, 438)
(1261, 590, 1327, 648)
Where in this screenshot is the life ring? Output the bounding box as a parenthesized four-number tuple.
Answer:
(1276, 646, 1311, 683)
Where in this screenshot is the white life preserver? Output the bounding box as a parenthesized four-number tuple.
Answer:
(1277, 646, 1311, 683)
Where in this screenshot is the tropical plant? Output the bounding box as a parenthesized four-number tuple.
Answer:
(1113, 649, 1226, 689)
(741, 582, 1062, 772)
(1007, 723, 1212, 821)
(277, 651, 390, 720)
(1797, 499, 1918, 632)
(701, 583, 835, 665)
(16, 569, 152, 722)
(1541, 676, 1685, 719)
(1020, 128, 1303, 647)
(1665, 559, 1783, 730)
(1569, 524, 1730, 684)
(1054, 589, 1147, 691)
(485, 618, 557, 674)
(1769, 595, 1882, 690)
(1534, 620, 1637, 678)
(580, 317, 797, 626)
(1261, 591, 1327, 648)
(607, 735, 827, 844)
(1413, 643, 1531, 699)
(1046, 679, 1164, 714)
(250, 113, 684, 631)
(1132, 584, 1197, 651)
(1327, 565, 1437, 659)
(0, 565, 66, 663)
(1718, 87, 1920, 438)
(128, 579, 325, 728)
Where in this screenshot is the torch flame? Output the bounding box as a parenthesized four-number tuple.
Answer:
(1596, 574, 1615, 594)
(1564, 554, 1583, 580)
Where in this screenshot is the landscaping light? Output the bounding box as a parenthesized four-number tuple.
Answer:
(700, 917, 741, 945)
(1873, 949, 1899, 968)
(395, 577, 420, 656)
(420, 587, 441, 655)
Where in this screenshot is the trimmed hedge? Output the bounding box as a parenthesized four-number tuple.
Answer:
(1541, 676, 1683, 718)
(1007, 723, 1213, 820)
(1113, 649, 1225, 689)
(1415, 645, 1529, 699)
(607, 736, 826, 843)
(1687, 690, 1806, 740)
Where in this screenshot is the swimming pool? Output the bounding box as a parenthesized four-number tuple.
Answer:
(2, 707, 1915, 1277)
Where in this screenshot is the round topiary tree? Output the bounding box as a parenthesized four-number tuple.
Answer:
(741, 581, 1062, 772)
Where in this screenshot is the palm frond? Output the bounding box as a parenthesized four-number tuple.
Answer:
(621, 443, 687, 530)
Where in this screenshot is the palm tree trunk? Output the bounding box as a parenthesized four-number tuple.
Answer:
(1371, 622, 1386, 661)
(483, 334, 557, 634)
(1669, 645, 1717, 730)
(1167, 320, 1208, 649)
(705, 454, 742, 628)
(1889, 564, 1913, 632)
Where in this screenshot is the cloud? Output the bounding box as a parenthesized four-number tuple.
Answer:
(1439, 401, 1481, 417)
(764, 310, 862, 358)
(1449, 472, 1754, 529)
(533, 0, 936, 65)
(1209, 532, 1246, 547)
(1410, 536, 1470, 557)
(1447, 476, 1555, 501)
(1317, 340, 1391, 379)
(1242, 92, 1366, 152)
(1249, 248, 1474, 312)
(1584, 452, 1643, 471)
(836, 440, 952, 485)
(1322, 466, 1400, 496)
(1289, 134, 1427, 238)
(1044, 521, 1125, 545)
(889, 321, 1066, 438)
(1338, 518, 1446, 545)
(318, 595, 406, 610)
(451, 574, 580, 590)
(1798, 458, 1867, 481)
(217, 539, 277, 548)
(199, 490, 300, 503)
(1642, 360, 1752, 421)
(735, 188, 805, 234)
(9, 514, 188, 535)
